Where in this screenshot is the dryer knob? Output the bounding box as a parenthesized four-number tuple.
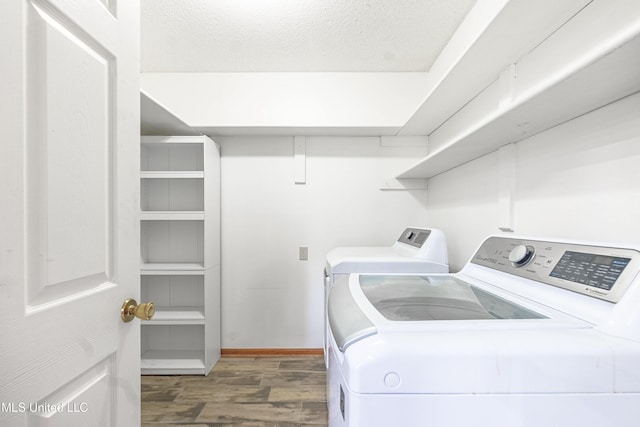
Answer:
(509, 245, 535, 267)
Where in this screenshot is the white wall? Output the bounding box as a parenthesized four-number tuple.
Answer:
(219, 136, 428, 348)
(427, 92, 640, 271)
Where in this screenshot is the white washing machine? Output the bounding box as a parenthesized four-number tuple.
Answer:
(328, 235, 640, 427)
(323, 227, 449, 366)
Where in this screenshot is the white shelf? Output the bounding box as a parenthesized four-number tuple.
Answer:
(144, 306, 205, 325)
(141, 350, 206, 375)
(141, 211, 205, 221)
(396, 12, 640, 179)
(141, 171, 204, 179)
(140, 263, 205, 275)
(141, 135, 205, 144)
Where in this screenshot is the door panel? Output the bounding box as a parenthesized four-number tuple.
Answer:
(26, 1, 114, 306)
(26, 356, 115, 426)
(0, 0, 140, 425)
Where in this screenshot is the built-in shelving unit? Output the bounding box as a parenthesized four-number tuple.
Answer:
(140, 135, 220, 375)
(396, 5, 640, 179)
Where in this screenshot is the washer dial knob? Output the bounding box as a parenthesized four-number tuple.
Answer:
(508, 245, 535, 267)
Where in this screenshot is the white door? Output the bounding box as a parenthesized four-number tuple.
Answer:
(0, 0, 140, 426)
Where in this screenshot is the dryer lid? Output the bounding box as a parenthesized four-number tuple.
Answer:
(360, 275, 546, 321)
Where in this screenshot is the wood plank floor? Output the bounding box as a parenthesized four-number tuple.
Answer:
(142, 355, 328, 426)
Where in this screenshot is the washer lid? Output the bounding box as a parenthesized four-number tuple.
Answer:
(359, 275, 546, 321)
(329, 276, 377, 352)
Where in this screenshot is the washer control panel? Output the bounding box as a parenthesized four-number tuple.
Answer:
(471, 237, 640, 303)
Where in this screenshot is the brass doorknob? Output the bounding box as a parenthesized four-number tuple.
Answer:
(121, 298, 155, 322)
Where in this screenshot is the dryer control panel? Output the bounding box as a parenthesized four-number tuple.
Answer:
(471, 237, 640, 303)
(397, 228, 431, 248)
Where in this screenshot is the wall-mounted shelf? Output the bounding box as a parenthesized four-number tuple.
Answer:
(397, 9, 640, 179)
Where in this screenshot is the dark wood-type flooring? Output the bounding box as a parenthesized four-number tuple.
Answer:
(142, 355, 328, 426)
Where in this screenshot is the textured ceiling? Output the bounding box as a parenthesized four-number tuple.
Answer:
(141, 0, 477, 72)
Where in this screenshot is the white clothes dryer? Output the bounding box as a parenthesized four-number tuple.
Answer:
(323, 227, 448, 366)
(328, 235, 640, 427)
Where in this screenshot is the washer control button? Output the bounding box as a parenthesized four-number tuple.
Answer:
(509, 245, 535, 267)
(384, 372, 401, 388)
